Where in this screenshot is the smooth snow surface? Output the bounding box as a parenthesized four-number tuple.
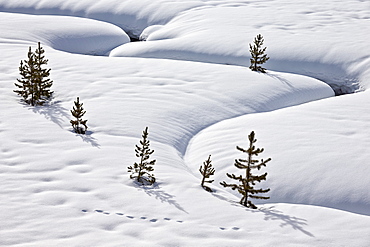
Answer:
(185, 91, 370, 216)
(2, 0, 369, 92)
(0, 1, 370, 246)
(0, 12, 129, 55)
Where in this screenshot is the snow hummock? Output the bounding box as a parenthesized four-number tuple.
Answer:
(2, 0, 369, 92)
(185, 91, 370, 216)
(0, 0, 370, 246)
(109, 1, 370, 93)
(0, 12, 129, 55)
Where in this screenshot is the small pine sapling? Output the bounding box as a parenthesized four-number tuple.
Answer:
(70, 97, 88, 134)
(220, 131, 271, 209)
(14, 42, 53, 106)
(199, 155, 215, 192)
(128, 127, 156, 185)
(249, 34, 270, 73)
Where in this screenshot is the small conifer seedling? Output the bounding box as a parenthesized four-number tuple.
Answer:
(14, 42, 53, 106)
(220, 131, 271, 209)
(199, 155, 215, 192)
(128, 127, 156, 185)
(249, 34, 270, 73)
(70, 97, 88, 134)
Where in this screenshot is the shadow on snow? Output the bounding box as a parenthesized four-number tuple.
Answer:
(134, 182, 188, 214)
(212, 192, 314, 237)
(24, 100, 100, 148)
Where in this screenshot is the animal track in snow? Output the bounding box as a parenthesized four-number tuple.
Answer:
(219, 226, 240, 231)
(83, 209, 240, 230)
(83, 209, 185, 225)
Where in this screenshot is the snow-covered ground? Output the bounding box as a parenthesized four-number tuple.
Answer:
(0, 12, 129, 55)
(0, 1, 370, 246)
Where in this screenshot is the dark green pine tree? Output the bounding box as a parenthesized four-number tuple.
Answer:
(14, 47, 37, 105)
(14, 42, 53, 106)
(128, 127, 156, 185)
(33, 42, 53, 103)
(220, 131, 271, 209)
(70, 97, 88, 134)
(249, 34, 270, 73)
(199, 155, 215, 192)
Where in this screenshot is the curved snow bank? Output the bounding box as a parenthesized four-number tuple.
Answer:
(1, 1, 369, 92)
(10, 42, 334, 159)
(184, 91, 370, 215)
(139, 25, 165, 41)
(0, 0, 203, 38)
(0, 12, 129, 55)
(113, 65, 334, 156)
(110, 1, 370, 92)
(110, 41, 363, 95)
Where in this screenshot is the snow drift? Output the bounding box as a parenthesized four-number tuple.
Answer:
(0, 12, 129, 55)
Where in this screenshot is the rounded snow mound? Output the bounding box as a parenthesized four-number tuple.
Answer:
(139, 25, 164, 41)
(0, 12, 130, 55)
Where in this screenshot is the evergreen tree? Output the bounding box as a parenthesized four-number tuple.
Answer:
(70, 97, 88, 134)
(34, 42, 53, 102)
(128, 127, 156, 185)
(14, 47, 36, 105)
(220, 131, 271, 209)
(14, 42, 53, 105)
(199, 155, 215, 192)
(249, 34, 270, 73)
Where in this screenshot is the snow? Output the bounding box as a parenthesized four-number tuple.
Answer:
(108, 0, 370, 93)
(0, 0, 370, 246)
(185, 91, 370, 215)
(0, 12, 129, 55)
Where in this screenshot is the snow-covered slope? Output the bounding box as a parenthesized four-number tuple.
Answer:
(185, 91, 370, 216)
(111, 0, 370, 93)
(0, 12, 129, 55)
(0, 0, 201, 37)
(0, 42, 340, 247)
(0, 0, 370, 246)
(1, 0, 369, 93)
